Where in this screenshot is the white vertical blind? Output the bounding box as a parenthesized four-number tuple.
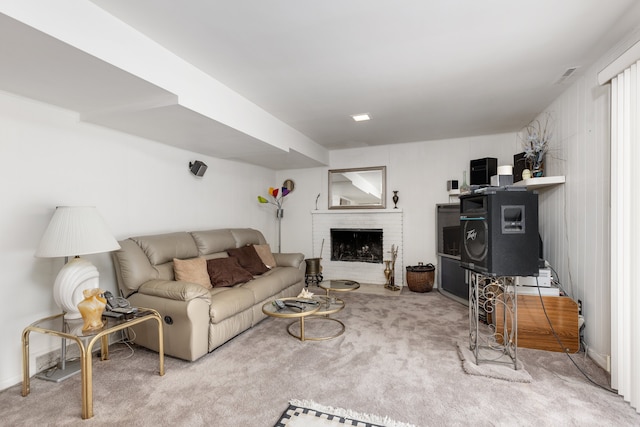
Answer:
(610, 59, 640, 413)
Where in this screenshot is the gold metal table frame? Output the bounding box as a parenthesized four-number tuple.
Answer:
(22, 308, 165, 419)
(318, 279, 360, 296)
(290, 295, 346, 341)
(262, 297, 320, 341)
(262, 295, 349, 341)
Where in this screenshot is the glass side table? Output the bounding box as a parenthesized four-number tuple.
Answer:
(22, 309, 165, 419)
(318, 279, 360, 297)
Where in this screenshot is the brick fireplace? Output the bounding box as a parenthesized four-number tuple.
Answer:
(311, 210, 403, 286)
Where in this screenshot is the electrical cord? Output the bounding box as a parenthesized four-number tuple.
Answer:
(534, 276, 616, 394)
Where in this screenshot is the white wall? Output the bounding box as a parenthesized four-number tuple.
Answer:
(278, 133, 518, 276)
(0, 90, 278, 390)
(535, 27, 640, 370)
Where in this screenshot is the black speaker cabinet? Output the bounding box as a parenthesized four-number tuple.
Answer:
(470, 157, 497, 186)
(460, 189, 539, 276)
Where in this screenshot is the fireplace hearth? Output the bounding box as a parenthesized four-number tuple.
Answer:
(331, 228, 383, 263)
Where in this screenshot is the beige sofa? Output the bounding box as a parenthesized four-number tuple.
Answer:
(112, 228, 305, 361)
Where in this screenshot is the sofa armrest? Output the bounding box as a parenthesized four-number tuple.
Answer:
(138, 279, 211, 303)
(273, 252, 304, 268)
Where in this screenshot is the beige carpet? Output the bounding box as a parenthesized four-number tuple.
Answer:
(456, 342, 532, 383)
(1, 287, 638, 426)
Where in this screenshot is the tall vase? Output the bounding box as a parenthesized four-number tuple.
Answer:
(392, 191, 399, 208)
(384, 260, 392, 288)
(460, 171, 471, 194)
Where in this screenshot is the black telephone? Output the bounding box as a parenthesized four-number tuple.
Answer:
(103, 291, 137, 314)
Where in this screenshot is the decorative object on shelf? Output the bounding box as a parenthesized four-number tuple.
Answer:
(521, 169, 532, 180)
(521, 112, 553, 177)
(257, 180, 294, 253)
(78, 288, 107, 331)
(315, 193, 321, 210)
(392, 190, 399, 208)
(459, 170, 471, 194)
(384, 244, 400, 291)
(34, 206, 120, 382)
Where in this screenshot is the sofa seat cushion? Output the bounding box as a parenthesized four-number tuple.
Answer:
(208, 287, 255, 324)
(240, 266, 303, 302)
(138, 279, 211, 302)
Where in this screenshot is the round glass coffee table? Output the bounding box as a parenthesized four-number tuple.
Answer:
(262, 296, 346, 341)
(262, 297, 319, 341)
(319, 279, 360, 297)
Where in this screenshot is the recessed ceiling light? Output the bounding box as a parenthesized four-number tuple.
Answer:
(351, 113, 371, 122)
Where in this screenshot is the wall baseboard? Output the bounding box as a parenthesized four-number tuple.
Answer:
(587, 347, 611, 374)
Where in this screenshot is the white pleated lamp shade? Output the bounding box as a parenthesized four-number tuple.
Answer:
(35, 206, 120, 319)
(36, 206, 120, 258)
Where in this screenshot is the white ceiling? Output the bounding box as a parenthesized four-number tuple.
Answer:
(87, 0, 640, 149)
(2, 1, 640, 169)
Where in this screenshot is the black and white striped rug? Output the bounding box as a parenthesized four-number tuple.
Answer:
(274, 399, 416, 427)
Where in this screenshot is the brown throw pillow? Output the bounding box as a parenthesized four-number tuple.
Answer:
(253, 244, 276, 269)
(227, 245, 269, 275)
(206, 257, 254, 287)
(173, 258, 212, 289)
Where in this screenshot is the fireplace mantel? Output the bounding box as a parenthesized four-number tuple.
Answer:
(311, 210, 403, 286)
(312, 209, 403, 215)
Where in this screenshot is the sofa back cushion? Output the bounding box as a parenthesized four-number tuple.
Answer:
(191, 229, 237, 255)
(132, 232, 199, 265)
(230, 228, 267, 247)
(112, 239, 159, 297)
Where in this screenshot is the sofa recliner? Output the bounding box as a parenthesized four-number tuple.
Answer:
(112, 228, 305, 361)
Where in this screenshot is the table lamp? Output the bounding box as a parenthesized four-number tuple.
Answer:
(36, 206, 121, 319)
(34, 206, 120, 382)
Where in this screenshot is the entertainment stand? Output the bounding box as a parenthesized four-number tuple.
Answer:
(436, 203, 467, 304)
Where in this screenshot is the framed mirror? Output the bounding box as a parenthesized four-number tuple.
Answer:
(328, 166, 386, 209)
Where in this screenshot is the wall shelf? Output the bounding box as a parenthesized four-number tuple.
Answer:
(512, 176, 565, 190)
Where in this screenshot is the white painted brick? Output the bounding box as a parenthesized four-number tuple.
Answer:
(311, 210, 404, 287)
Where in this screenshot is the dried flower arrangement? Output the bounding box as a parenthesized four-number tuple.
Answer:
(521, 112, 553, 176)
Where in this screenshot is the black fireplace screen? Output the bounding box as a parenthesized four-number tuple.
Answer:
(331, 228, 383, 263)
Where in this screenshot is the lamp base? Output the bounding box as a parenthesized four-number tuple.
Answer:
(53, 257, 99, 319)
(35, 359, 81, 383)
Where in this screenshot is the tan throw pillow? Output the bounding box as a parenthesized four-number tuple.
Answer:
(227, 245, 269, 275)
(206, 257, 254, 287)
(253, 244, 276, 269)
(173, 257, 212, 289)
